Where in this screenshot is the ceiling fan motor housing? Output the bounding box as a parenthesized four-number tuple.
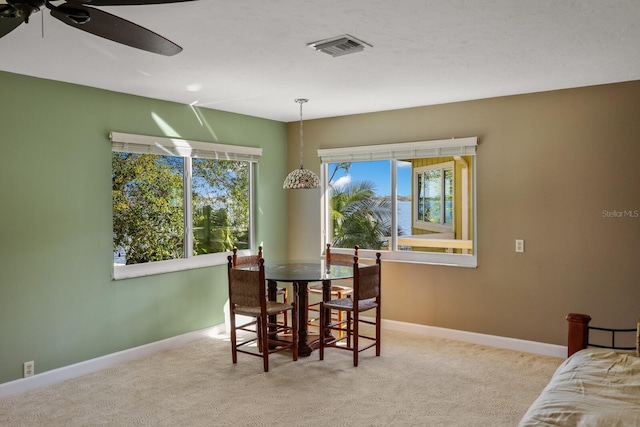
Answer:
(3, 0, 45, 22)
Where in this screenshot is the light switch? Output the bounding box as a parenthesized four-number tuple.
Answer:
(515, 239, 524, 253)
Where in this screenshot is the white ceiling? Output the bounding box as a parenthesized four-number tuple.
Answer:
(2, 0, 640, 122)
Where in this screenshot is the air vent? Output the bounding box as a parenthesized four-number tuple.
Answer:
(307, 34, 372, 58)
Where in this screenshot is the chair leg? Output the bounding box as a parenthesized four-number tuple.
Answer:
(346, 311, 352, 348)
(256, 317, 263, 353)
(230, 308, 237, 364)
(260, 316, 269, 372)
(353, 310, 359, 367)
(375, 304, 381, 357)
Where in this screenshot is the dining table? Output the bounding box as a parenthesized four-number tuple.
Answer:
(237, 260, 355, 357)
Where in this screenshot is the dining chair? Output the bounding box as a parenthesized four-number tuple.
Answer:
(307, 244, 358, 334)
(319, 252, 381, 367)
(227, 257, 298, 372)
(232, 246, 288, 326)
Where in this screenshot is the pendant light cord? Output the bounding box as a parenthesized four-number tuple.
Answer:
(283, 98, 318, 189)
(296, 98, 308, 169)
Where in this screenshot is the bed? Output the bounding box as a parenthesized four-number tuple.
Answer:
(519, 313, 640, 426)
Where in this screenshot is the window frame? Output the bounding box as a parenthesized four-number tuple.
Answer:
(318, 137, 477, 268)
(414, 161, 455, 233)
(110, 132, 262, 279)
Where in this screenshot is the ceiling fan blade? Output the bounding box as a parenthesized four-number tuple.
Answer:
(67, 0, 195, 5)
(49, 5, 182, 56)
(0, 3, 13, 14)
(0, 11, 26, 39)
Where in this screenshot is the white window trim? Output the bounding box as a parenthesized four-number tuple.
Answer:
(318, 137, 477, 268)
(113, 252, 231, 280)
(317, 137, 476, 163)
(110, 132, 261, 280)
(110, 132, 262, 161)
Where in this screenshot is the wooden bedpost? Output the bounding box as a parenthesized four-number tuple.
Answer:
(566, 313, 591, 358)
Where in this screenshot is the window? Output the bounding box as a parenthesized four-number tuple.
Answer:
(318, 137, 477, 267)
(110, 132, 262, 279)
(414, 161, 454, 232)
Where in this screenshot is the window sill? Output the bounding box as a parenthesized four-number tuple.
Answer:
(112, 252, 232, 280)
(412, 222, 454, 233)
(356, 248, 477, 268)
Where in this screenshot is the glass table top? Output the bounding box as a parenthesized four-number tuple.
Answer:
(235, 260, 354, 282)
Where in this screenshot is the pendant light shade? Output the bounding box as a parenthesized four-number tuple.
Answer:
(283, 99, 320, 189)
(283, 167, 320, 189)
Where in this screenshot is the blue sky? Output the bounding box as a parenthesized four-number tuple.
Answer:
(329, 161, 412, 197)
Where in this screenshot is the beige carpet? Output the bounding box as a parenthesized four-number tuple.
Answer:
(0, 329, 562, 426)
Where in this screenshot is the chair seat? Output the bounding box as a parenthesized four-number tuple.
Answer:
(235, 301, 293, 317)
(308, 283, 353, 294)
(323, 297, 377, 312)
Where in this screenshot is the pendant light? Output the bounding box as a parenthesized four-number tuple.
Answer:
(283, 98, 320, 189)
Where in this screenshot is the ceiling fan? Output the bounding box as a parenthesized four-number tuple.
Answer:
(0, 0, 194, 56)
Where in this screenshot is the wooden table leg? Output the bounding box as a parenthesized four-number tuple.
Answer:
(267, 280, 278, 343)
(267, 279, 278, 302)
(295, 281, 314, 357)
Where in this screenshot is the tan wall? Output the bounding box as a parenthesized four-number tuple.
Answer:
(286, 81, 640, 346)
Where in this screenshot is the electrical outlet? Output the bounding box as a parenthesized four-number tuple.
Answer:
(515, 239, 525, 253)
(23, 361, 34, 378)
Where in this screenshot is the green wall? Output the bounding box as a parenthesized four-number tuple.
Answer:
(0, 71, 288, 384)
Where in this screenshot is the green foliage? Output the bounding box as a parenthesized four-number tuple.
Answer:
(112, 153, 184, 264)
(112, 154, 251, 265)
(329, 179, 392, 250)
(192, 159, 249, 251)
(193, 206, 236, 254)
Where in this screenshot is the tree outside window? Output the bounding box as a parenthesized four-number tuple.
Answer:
(192, 159, 249, 256)
(112, 153, 250, 265)
(327, 161, 393, 251)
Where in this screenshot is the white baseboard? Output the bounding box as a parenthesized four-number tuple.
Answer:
(0, 324, 224, 399)
(0, 320, 565, 399)
(378, 318, 567, 358)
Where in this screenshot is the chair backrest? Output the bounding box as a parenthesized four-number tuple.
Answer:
(326, 243, 359, 266)
(232, 246, 263, 267)
(353, 253, 381, 301)
(227, 257, 266, 308)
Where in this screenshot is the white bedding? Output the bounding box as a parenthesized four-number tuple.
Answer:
(519, 348, 640, 426)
